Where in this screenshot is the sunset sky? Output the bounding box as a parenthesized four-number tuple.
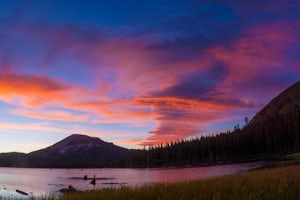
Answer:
(0, 0, 299, 153)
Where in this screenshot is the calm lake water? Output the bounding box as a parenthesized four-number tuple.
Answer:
(0, 162, 264, 199)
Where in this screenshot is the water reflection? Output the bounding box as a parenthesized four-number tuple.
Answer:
(0, 162, 263, 199)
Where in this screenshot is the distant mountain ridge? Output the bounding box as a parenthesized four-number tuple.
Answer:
(0, 152, 27, 167)
(0, 134, 134, 168)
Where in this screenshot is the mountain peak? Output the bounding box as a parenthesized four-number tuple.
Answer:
(64, 134, 103, 142)
(48, 134, 105, 151)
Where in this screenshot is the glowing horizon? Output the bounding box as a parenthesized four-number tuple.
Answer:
(0, 0, 299, 153)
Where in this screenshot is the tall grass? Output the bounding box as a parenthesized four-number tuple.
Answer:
(57, 164, 300, 200)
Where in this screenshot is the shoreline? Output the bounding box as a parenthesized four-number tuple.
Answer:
(0, 154, 286, 170)
(0, 154, 297, 171)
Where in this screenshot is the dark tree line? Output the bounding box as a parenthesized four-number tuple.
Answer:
(116, 106, 300, 168)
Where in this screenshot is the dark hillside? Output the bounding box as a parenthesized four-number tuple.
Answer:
(119, 81, 300, 167)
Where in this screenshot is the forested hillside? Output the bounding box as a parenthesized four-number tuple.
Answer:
(118, 82, 300, 167)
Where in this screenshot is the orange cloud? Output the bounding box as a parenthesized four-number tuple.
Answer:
(0, 70, 154, 125)
(0, 71, 71, 106)
(65, 98, 155, 125)
(135, 96, 255, 112)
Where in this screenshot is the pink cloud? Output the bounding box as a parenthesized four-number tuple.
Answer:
(0, 122, 70, 134)
(12, 109, 90, 122)
(209, 24, 294, 84)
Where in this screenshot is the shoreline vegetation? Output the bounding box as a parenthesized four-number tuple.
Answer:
(37, 163, 300, 200)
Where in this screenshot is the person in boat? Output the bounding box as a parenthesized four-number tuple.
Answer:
(90, 175, 96, 185)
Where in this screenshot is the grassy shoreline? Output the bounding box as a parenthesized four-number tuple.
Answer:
(55, 164, 300, 200)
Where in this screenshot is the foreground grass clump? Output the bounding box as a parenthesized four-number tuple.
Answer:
(60, 165, 300, 200)
(285, 152, 300, 159)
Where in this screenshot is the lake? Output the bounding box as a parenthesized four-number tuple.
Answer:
(0, 162, 264, 199)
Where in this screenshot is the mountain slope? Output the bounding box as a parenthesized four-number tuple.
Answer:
(251, 81, 300, 124)
(241, 81, 300, 155)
